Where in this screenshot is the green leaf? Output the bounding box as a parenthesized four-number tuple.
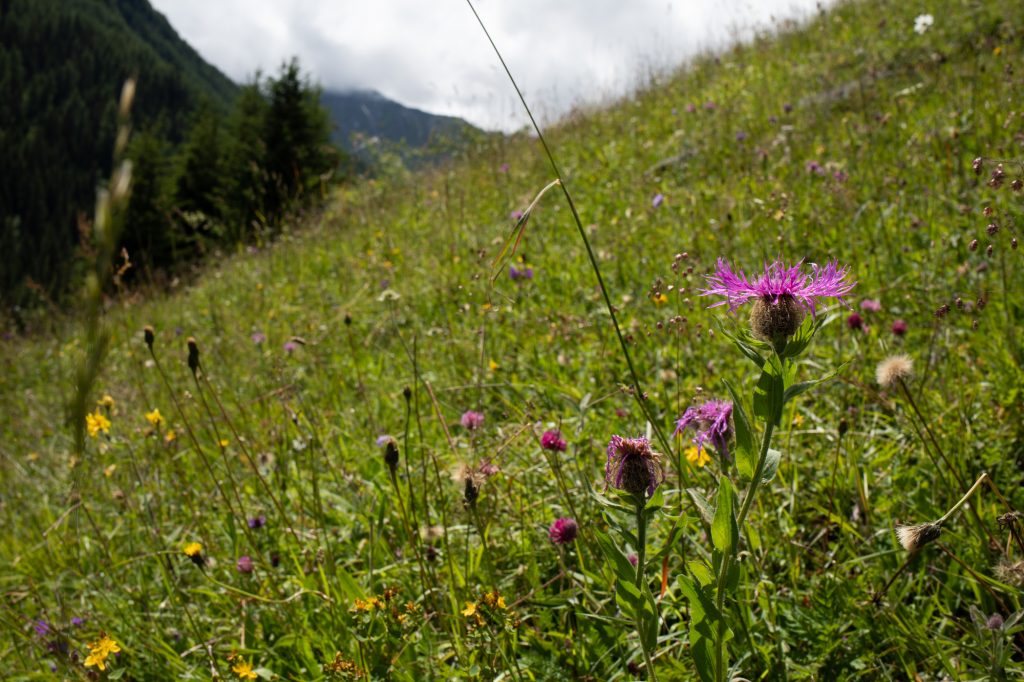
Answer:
(783, 362, 846, 405)
(717, 322, 766, 369)
(645, 485, 664, 513)
(677, 575, 717, 682)
(640, 589, 659, 653)
(753, 354, 785, 425)
(651, 514, 688, 562)
(778, 314, 823, 359)
(595, 530, 639, 583)
(686, 487, 714, 526)
(687, 559, 714, 587)
(722, 379, 755, 478)
(761, 448, 782, 483)
(711, 478, 738, 553)
(615, 577, 642, 615)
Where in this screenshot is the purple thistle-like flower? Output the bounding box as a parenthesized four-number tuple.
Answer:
(236, 555, 254, 574)
(510, 209, 524, 221)
(891, 319, 908, 336)
(605, 435, 664, 498)
(248, 514, 267, 529)
(71, 617, 85, 627)
(541, 429, 567, 452)
(251, 331, 266, 345)
(652, 193, 665, 209)
(33, 620, 50, 638)
(509, 265, 534, 282)
(283, 340, 298, 353)
(376, 434, 393, 447)
(703, 257, 855, 316)
(675, 400, 733, 460)
(461, 410, 485, 431)
(548, 517, 578, 545)
(860, 299, 882, 312)
(846, 312, 864, 330)
(628, 553, 638, 566)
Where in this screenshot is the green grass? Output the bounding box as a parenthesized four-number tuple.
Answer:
(3, 0, 1024, 678)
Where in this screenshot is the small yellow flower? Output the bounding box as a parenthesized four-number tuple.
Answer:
(993, 46, 1003, 56)
(97, 394, 115, 409)
(488, 359, 499, 371)
(184, 542, 203, 558)
(685, 445, 711, 468)
(164, 430, 177, 444)
(232, 659, 258, 680)
(145, 409, 164, 427)
(84, 634, 121, 671)
(652, 293, 669, 305)
(792, 413, 804, 427)
(27, 452, 39, 462)
(104, 464, 117, 477)
(352, 597, 382, 612)
(219, 438, 230, 448)
(86, 411, 111, 438)
(496, 595, 506, 609)
(461, 601, 477, 617)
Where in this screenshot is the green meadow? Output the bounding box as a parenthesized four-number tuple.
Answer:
(2, 0, 1024, 678)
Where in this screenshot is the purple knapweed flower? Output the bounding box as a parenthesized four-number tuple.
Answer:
(833, 170, 848, 183)
(860, 299, 882, 312)
(704, 100, 717, 110)
(251, 331, 266, 345)
(652, 193, 665, 209)
(71, 617, 85, 627)
(783, 102, 793, 113)
(685, 103, 697, 113)
(891, 319, 908, 336)
(509, 265, 534, 282)
(548, 518, 579, 545)
(248, 514, 267, 529)
(510, 209, 524, 221)
(461, 410, 485, 431)
(703, 257, 855, 340)
(478, 460, 500, 477)
(283, 340, 298, 353)
(675, 400, 733, 461)
(33, 620, 50, 638)
(541, 430, 567, 452)
(605, 435, 664, 498)
(846, 312, 864, 330)
(236, 555, 254, 574)
(499, 163, 510, 173)
(376, 435, 393, 447)
(806, 160, 825, 175)
(735, 130, 748, 142)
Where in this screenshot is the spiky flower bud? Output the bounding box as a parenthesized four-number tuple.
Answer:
(383, 439, 400, 477)
(895, 522, 941, 552)
(403, 386, 412, 402)
(187, 337, 200, 373)
(972, 157, 983, 175)
(750, 295, 805, 342)
(143, 325, 155, 349)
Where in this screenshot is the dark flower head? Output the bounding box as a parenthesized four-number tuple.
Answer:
(605, 435, 664, 498)
(703, 257, 855, 341)
(846, 312, 864, 330)
(987, 613, 1004, 630)
(33, 620, 50, 638)
(675, 400, 733, 461)
(509, 265, 534, 282)
(548, 517, 579, 545)
(891, 319, 908, 336)
(247, 514, 267, 529)
(541, 430, 567, 452)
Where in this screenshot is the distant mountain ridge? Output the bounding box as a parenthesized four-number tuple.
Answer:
(320, 89, 480, 157)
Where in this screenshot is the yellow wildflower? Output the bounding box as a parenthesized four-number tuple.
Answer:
(184, 542, 202, 557)
(652, 293, 669, 305)
(86, 411, 111, 438)
(219, 438, 230, 448)
(488, 359, 499, 371)
(685, 445, 711, 468)
(145, 409, 164, 426)
(461, 601, 477, 617)
(164, 430, 177, 444)
(792, 413, 804, 427)
(232, 659, 258, 680)
(352, 597, 381, 612)
(84, 634, 121, 671)
(104, 464, 117, 477)
(97, 394, 115, 409)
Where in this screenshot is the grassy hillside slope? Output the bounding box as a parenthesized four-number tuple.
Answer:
(2, 0, 1023, 679)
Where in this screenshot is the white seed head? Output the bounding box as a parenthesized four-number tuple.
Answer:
(895, 522, 941, 552)
(876, 354, 914, 388)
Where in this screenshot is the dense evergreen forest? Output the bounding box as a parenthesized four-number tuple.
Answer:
(0, 0, 341, 318)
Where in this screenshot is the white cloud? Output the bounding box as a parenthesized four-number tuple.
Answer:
(150, 0, 832, 132)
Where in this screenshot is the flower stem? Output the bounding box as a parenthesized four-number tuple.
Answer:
(635, 502, 659, 682)
(714, 419, 776, 682)
(937, 472, 988, 526)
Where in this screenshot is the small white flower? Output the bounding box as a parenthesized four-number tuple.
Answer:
(914, 13, 934, 35)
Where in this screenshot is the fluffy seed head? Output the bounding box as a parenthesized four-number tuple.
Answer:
(895, 522, 941, 552)
(994, 559, 1024, 587)
(876, 354, 914, 388)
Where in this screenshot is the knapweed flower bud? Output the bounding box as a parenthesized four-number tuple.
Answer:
(891, 319, 908, 336)
(876, 354, 914, 388)
(460, 410, 484, 431)
(382, 437, 400, 477)
(605, 435, 664, 498)
(143, 325, 155, 349)
(548, 518, 578, 545)
(895, 522, 941, 552)
(750, 296, 805, 341)
(403, 386, 412, 401)
(986, 613, 1004, 630)
(236, 555, 254, 574)
(846, 312, 864, 330)
(187, 337, 200, 373)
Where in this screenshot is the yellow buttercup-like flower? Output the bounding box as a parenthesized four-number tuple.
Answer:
(145, 409, 164, 427)
(84, 634, 121, 671)
(86, 411, 111, 438)
(97, 394, 115, 409)
(231, 659, 258, 680)
(685, 445, 711, 468)
(461, 601, 477, 617)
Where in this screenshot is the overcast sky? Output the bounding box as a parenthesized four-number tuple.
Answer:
(149, 0, 833, 132)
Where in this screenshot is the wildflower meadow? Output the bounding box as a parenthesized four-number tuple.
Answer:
(3, 0, 1024, 679)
